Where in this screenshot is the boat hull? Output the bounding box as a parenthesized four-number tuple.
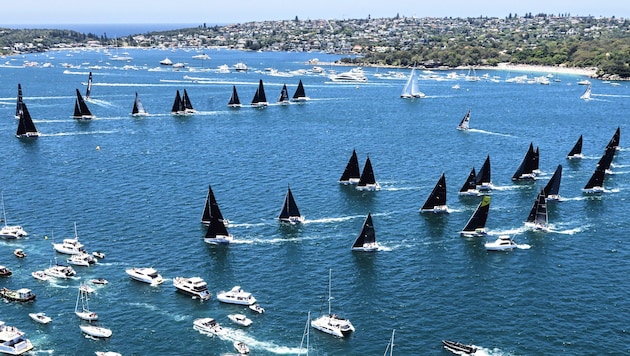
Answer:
(80, 325, 112, 338)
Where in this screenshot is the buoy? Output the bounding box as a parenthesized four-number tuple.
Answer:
(44, 235, 48, 240)
(96, 146, 101, 151)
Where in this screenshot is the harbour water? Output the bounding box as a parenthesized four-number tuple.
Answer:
(0, 47, 628, 355)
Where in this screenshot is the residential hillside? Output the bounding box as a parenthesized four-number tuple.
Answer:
(2, 13, 629, 78)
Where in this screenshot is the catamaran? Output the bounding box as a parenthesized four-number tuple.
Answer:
(311, 269, 355, 338)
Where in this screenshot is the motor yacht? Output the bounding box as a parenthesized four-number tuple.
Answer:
(44, 263, 76, 279)
(193, 318, 223, 335)
(126, 267, 164, 285)
(173, 277, 211, 300)
(485, 235, 518, 251)
(329, 67, 367, 82)
(67, 252, 95, 267)
(0, 321, 34, 355)
(227, 314, 252, 327)
(216, 286, 256, 305)
(53, 238, 85, 255)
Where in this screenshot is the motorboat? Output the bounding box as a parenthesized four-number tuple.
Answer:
(13, 249, 26, 258)
(233, 341, 250, 354)
(442, 339, 477, 355)
(126, 267, 164, 285)
(0, 321, 34, 355)
(31, 271, 49, 281)
(234, 62, 248, 71)
(216, 286, 256, 305)
(485, 235, 518, 251)
(29, 312, 52, 324)
(329, 67, 367, 82)
(90, 278, 109, 285)
(44, 263, 76, 279)
(173, 277, 211, 300)
(193, 318, 223, 335)
(0, 266, 12, 277)
(92, 251, 105, 259)
(53, 238, 85, 255)
(79, 324, 112, 338)
(249, 304, 265, 314)
(0, 288, 36, 302)
(67, 252, 95, 267)
(227, 314, 252, 327)
(95, 352, 122, 356)
(160, 57, 173, 65)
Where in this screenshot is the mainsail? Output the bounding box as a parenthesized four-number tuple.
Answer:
(457, 109, 471, 130)
(597, 146, 616, 172)
(171, 90, 183, 113)
(182, 89, 194, 112)
(459, 167, 477, 195)
(352, 213, 377, 250)
(357, 156, 379, 190)
(512, 143, 537, 180)
(400, 67, 425, 98)
(16, 102, 40, 138)
(476, 155, 492, 191)
(85, 72, 93, 100)
(543, 165, 562, 200)
(228, 85, 241, 107)
(203, 210, 231, 243)
(526, 190, 548, 230)
(131, 92, 148, 116)
(420, 173, 448, 212)
(278, 185, 303, 223)
(606, 126, 620, 150)
(460, 195, 491, 236)
(251, 79, 268, 107)
(73, 88, 94, 119)
(201, 185, 225, 226)
(580, 84, 591, 100)
(583, 168, 605, 193)
(567, 135, 583, 158)
(15, 83, 23, 118)
(292, 79, 307, 101)
(339, 149, 361, 184)
(278, 84, 290, 104)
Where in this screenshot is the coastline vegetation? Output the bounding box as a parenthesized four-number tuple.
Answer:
(1, 13, 628, 79)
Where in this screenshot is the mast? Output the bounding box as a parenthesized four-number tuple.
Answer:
(15, 83, 23, 118)
(327, 268, 332, 316)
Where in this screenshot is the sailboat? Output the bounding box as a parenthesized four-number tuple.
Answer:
(606, 126, 620, 150)
(459, 167, 478, 196)
(292, 79, 309, 102)
(278, 84, 290, 104)
(582, 168, 606, 194)
(85, 72, 93, 100)
(351, 213, 379, 252)
(73, 88, 94, 120)
(298, 311, 311, 356)
(400, 66, 425, 98)
(171, 89, 195, 115)
(512, 143, 537, 180)
(203, 207, 233, 245)
(227, 85, 242, 108)
(460, 195, 491, 237)
(356, 156, 380, 191)
(543, 165, 563, 200)
(580, 84, 592, 100)
(339, 149, 361, 185)
(597, 145, 616, 173)
(476, 155, 493, 191)
(251, 79, 268, 107)
(525, 190, 548, 231)
(384, 330, 395, 356)
(456, 109, 471, 130)
(0, 192, 28, 239)
(311, 268, 355, 338)
(15, 83, 23, 119)
(15, 102, 40, 138)
(420, 173, 448, 213)
(75, 286, 98, 321)
(278, 185, 304, 224)
(131, 92, 148, 116)
(567, 135, 583, 159)
(201, 184, 228, 226)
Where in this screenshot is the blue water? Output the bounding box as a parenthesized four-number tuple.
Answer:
(0, 48, 629, 355)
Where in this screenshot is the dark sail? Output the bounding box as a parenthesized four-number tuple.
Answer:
(228, 85, 241, 107)
(533, 146, 540, 172)
(352, 213, 376, 248)
(457, 109, 470, 130)
(182, 89, 194, 111)
(204, 210, 230, 240)
(339, 149, 361, 183)
(461, 195, 491, 236)
(278, 185, 302, 221)
(421, 173, 447, 211)
(567, 135, 583, 158)
(526, 190, 547, 228)
(543, 165, 562, 199)
(597, 145, 616, 172)
(278, 84, 290, 103)
(171, 90, 183, 113)
(16, 102, 39, 138)
(292, 79, 307, 101)
(85, 72, 93, 100)
(459, 167, 477, 194)
(584, 168, 605, 191)
(251, 79, 268, 106)
(512, 143, 536, 180)
(606, 127, 620, 150)
(15, 83, 23, 118)
(131, 92, 147, 115)
(476, 155, 491, 189)
(201, 185, 225, 225)
(357, 156, 377, 187)
(73, 88, 93, 119)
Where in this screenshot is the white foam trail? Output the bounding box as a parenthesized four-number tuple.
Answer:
(197, 326, 304, 355)
(41, 130, 117, 137)
(516, 244, 531, 249)
(467, 129, 514, 137)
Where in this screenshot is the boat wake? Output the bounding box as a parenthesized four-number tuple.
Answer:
(85, 98, 116, 107)
(467, 129, 514, 137)
(41, 130, 117, 137)
(199, 326, 303, 355)
(305, 215, 365, 224)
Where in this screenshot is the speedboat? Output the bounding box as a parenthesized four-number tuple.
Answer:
(67, 252, 95, 266)
(92, 251, 105, 259)
(227, 314, 252, 327)
(13, 249, 26, 258)
(29, 312, 52, 324)
(0, 266, 12, 277)
(249, 303, 265, 314)
(79, 324, 112, 338)
(126, 267, 164, 285)
(53, 238, 85, 255)
(0, 321, 34, 355)
(233, 341, 250, 354)
(0, 288, 36, 302)
(216, 286, 256, 305)
(173, 277, 211, 300)
(31, 271, 49, 281)
(44, 263, 76, 279)
(90, 278, 108, 285)
(311, 313, 355, 338)
(193, 318, 223, 335)
(485, 235, 518, 251)
(442, 340, 477, 355)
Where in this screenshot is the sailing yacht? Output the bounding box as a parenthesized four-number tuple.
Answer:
(298, 312, 311, 356)
(203, 204, 233, 244)
(567, 135, 583, 159)
(460, 195, 491, 237)
(278, 83, 290, 104)
(420, 173, 448, 213)
(606, 126, 620, 151)
(131, 92, 148, 116)
(543, 165, 563, 201)
(512, 143, 537, 180)
(311, 269, 355, 338)
(0, 192, 28, 239)
(171, 89, 195, 115)
(582, 168, 606, 194)
(356, 156, 380, 191)
(476, 155, 493, 191)
(456, 109, 471, 130)
(580, 84, 592, 100)
(72, 88, 95, 120)
(351, 213, 380, 251)
(525, 190, 548, 231)
(75, 286, 98, 321)
(85, 72, 93, 100)
(251, 79, 269, 107)
(339, 149, 361, 185)
(400, 67, 425, 98)
(227, 85, 242, 108)
(458, 167, 478, 196)
(292, 79, 309, 102)
(200, 184, 228, 226)
(278, 185, 304, 224)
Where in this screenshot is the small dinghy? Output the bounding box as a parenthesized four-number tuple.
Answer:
(29, 312, 52, 324)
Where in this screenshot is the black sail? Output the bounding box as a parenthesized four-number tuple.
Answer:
(512, 143, 536, 180)
(15, 83, 23, 117)
(74, 88, 93, 118)
(251, 79, 268, 105)
(476, 155, 491, 187)
(543, 165, 563, 198)
(132, 92, 147, 115)
(584, 168, 605, 190)
(204, 211, 230, 240)
(278, 185, 301, 220)
(228, 85, 241, 106)
(278, 84, 290, 103)
(85, 72, 93, 100)
(201, 185, 225, 225)
(567, 135, 583, 158)
(292, 79, 306, 100)
(339, 149, 361, 183)
(597, 146, 616, 172)
(352, 213, 376, 248)
(357, 156, 377, 186)
(526, 190, 547, 227)
(16, 102, 38, 137)
(459, 167, 477, 193)
(461, 195, 491, 235)
(182, 89, 194, 111)
(171, 90, 183, 113)
(421, 173, 447, 210)
(606, 127, 620, 150)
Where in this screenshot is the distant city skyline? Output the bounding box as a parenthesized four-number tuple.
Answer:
(1, 0, 627, 25)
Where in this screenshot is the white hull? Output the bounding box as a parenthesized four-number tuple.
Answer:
(356, 183, 380, 191)
(75, 311, 98, 321)
(279, 216, 305, 224)
(216, 286, 256, 305)
(193, 318, 223, 335)
(228, 314, 252, 327)
(338, 178, 360, 185)
(420, 205, 449, 214)
(28, 313, 52, 324)
(80, 325, 112, 338)
(485, 236, 517, 251)
(126, 268, 164, 285)
(31, 271, 49, 281)
(173, 277, 211, 300)
(311, 314, 355, 338)
(351, 242, 380, 252)
(203, 235, 233, 245)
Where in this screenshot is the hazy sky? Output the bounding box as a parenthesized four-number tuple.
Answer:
(1, 0, 627, 25)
